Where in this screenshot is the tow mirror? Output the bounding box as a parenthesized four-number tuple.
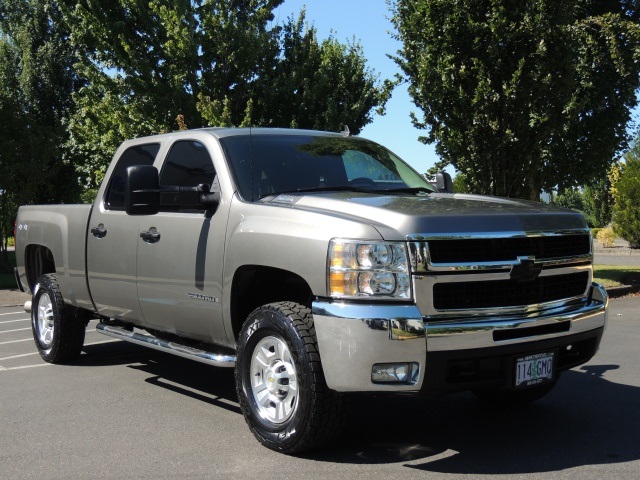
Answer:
(125, 165, 160, 215)
(435, 172, 454, 193)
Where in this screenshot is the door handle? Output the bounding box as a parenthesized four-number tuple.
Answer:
(91, 225, 107, 238)
(140, 230, 161, 243)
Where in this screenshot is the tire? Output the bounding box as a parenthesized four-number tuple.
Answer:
(31, 274, 86, 363)
(235, 301, 345, 454)
(473, 380, 557, 406)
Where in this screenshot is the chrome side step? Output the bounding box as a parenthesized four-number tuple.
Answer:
(95, 323, 236, 367)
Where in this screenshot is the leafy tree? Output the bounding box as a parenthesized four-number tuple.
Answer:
(250, 12, 393, 134)
(64, 1, 391, 189)
(391, 0, 640, 200)
(554, 188, 585, 214)
(612, 143, 640, 248)
(0, 0, 81, 270)
(582, 177, 612, 228)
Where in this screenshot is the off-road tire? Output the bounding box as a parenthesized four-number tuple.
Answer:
(31, 274, 86, 363)
(235, 301, 345, 454)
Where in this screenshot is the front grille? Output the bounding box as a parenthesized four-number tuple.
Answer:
(433, 271, 589, 310)
(427, 235, 590, 264)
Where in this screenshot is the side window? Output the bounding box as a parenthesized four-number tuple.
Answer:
(160, 140, 216, 187)
(104, 143, 160, 210)
(159, 140, 216, 211)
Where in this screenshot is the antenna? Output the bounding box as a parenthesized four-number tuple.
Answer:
(340, 125, 350, 137)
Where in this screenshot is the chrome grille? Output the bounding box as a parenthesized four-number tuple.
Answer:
(409, 231, 593, 317)
(427, 235, 591, 264)
(433, 271, 590, 310)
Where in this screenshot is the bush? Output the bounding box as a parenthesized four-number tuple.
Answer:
(596, 227, 615, 248)
(612, 147, 640, 248)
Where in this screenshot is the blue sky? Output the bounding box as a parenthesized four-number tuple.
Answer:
(273, 0, 439, 174)
(274, 0, 640, 175)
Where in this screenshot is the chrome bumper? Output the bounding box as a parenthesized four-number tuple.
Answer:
(312, 283, 608, 393)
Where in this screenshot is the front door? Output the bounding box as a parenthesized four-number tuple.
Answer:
(136, 139, 228, 344)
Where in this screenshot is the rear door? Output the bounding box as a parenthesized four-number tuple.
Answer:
(86, 143, 160, 321)
(135, 139, 228, 344)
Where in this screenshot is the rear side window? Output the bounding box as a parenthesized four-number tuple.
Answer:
(104, 143, 160, 210)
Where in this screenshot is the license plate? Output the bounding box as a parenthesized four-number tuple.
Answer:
(515, 352, 555, 389)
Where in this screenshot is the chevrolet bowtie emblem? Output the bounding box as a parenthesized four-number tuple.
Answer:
(510, 256, 542, 282)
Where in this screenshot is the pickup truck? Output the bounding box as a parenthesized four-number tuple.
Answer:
(14, 127, 608, 453)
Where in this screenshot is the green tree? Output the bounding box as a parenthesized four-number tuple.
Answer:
(64, 1, 391, 189)
(250, 12, 392, 134)
(612, 143, 640, 248)
(391, 0, 640, 200)
(582, 177, 612, 228)
(0, 0, 81, 270)
(554, 188, 585, 213)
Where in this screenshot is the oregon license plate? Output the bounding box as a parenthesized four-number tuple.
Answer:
(515, 352, 555, 389)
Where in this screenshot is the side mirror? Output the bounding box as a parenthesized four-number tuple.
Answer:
(435, 172, 454, 193)
(125, 165, 160, 215)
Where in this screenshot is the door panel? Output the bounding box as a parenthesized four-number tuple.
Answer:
(87, 143, 160, 321)
(135, 140, 227, 344)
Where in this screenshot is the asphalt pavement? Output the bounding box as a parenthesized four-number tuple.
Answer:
(1, 296, 638, 479)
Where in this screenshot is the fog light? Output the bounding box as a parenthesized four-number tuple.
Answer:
(371, 363, 418, 384)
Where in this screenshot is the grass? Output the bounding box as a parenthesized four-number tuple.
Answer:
(593, 265, 640, 289)
(0, 250, 17, 289)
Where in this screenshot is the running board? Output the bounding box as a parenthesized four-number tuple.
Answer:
(95, 323, 236, 368)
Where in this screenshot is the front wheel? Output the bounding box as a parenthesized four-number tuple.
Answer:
(31, 274, 86, 363)
(235, 302, 345, 454)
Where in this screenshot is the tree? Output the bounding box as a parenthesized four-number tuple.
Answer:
(64, 1, 391, 189)
(391, 0, 640, 200)
(612, 143, 640, 248)
(0, 0, 81, 270)
(250, 12, 393, 134)
(582, 177, 612, 228)
(554, 188, 585, 214)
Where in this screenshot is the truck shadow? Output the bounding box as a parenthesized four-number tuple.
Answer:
(311, 364, 640, 474)
(79, 342, 639, 473)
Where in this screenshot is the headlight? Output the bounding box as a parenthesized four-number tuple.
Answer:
(328, 239, 411, 300)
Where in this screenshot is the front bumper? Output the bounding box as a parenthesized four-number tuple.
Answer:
(312, 283, 608, 393)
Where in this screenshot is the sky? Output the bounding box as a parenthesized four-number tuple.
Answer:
(273, 0, 439, 174)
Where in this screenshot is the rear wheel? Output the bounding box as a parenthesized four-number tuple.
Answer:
(235, 301, 345, 453)
(32, 274, 86, 363)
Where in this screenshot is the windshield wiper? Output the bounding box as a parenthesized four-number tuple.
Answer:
(379, 187, 433, 195)
(261, 185, 376, 199)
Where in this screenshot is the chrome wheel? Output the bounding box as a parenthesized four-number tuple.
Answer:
(250, 335, 298, 424)
(35, 292, 55, 348)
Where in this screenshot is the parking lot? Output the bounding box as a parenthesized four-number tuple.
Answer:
(1, 297, 639, 480)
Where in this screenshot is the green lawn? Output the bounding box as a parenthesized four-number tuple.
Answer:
(593, 265, 640, 289)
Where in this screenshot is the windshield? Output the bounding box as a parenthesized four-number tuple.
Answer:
(219, 134, 435, 202)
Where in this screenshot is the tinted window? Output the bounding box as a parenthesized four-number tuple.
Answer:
(105, 144, 160, 210)
(219, 134, 434, 202)
(160, 141, 215, 187)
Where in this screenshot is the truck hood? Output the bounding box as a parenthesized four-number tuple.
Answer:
(266, 192, 588, 240)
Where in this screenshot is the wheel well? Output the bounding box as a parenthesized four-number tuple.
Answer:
(230, 266, 313, 340)
(24, 245, 56, 290)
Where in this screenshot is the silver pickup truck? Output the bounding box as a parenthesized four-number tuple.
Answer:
(14, 128, 608, 453)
